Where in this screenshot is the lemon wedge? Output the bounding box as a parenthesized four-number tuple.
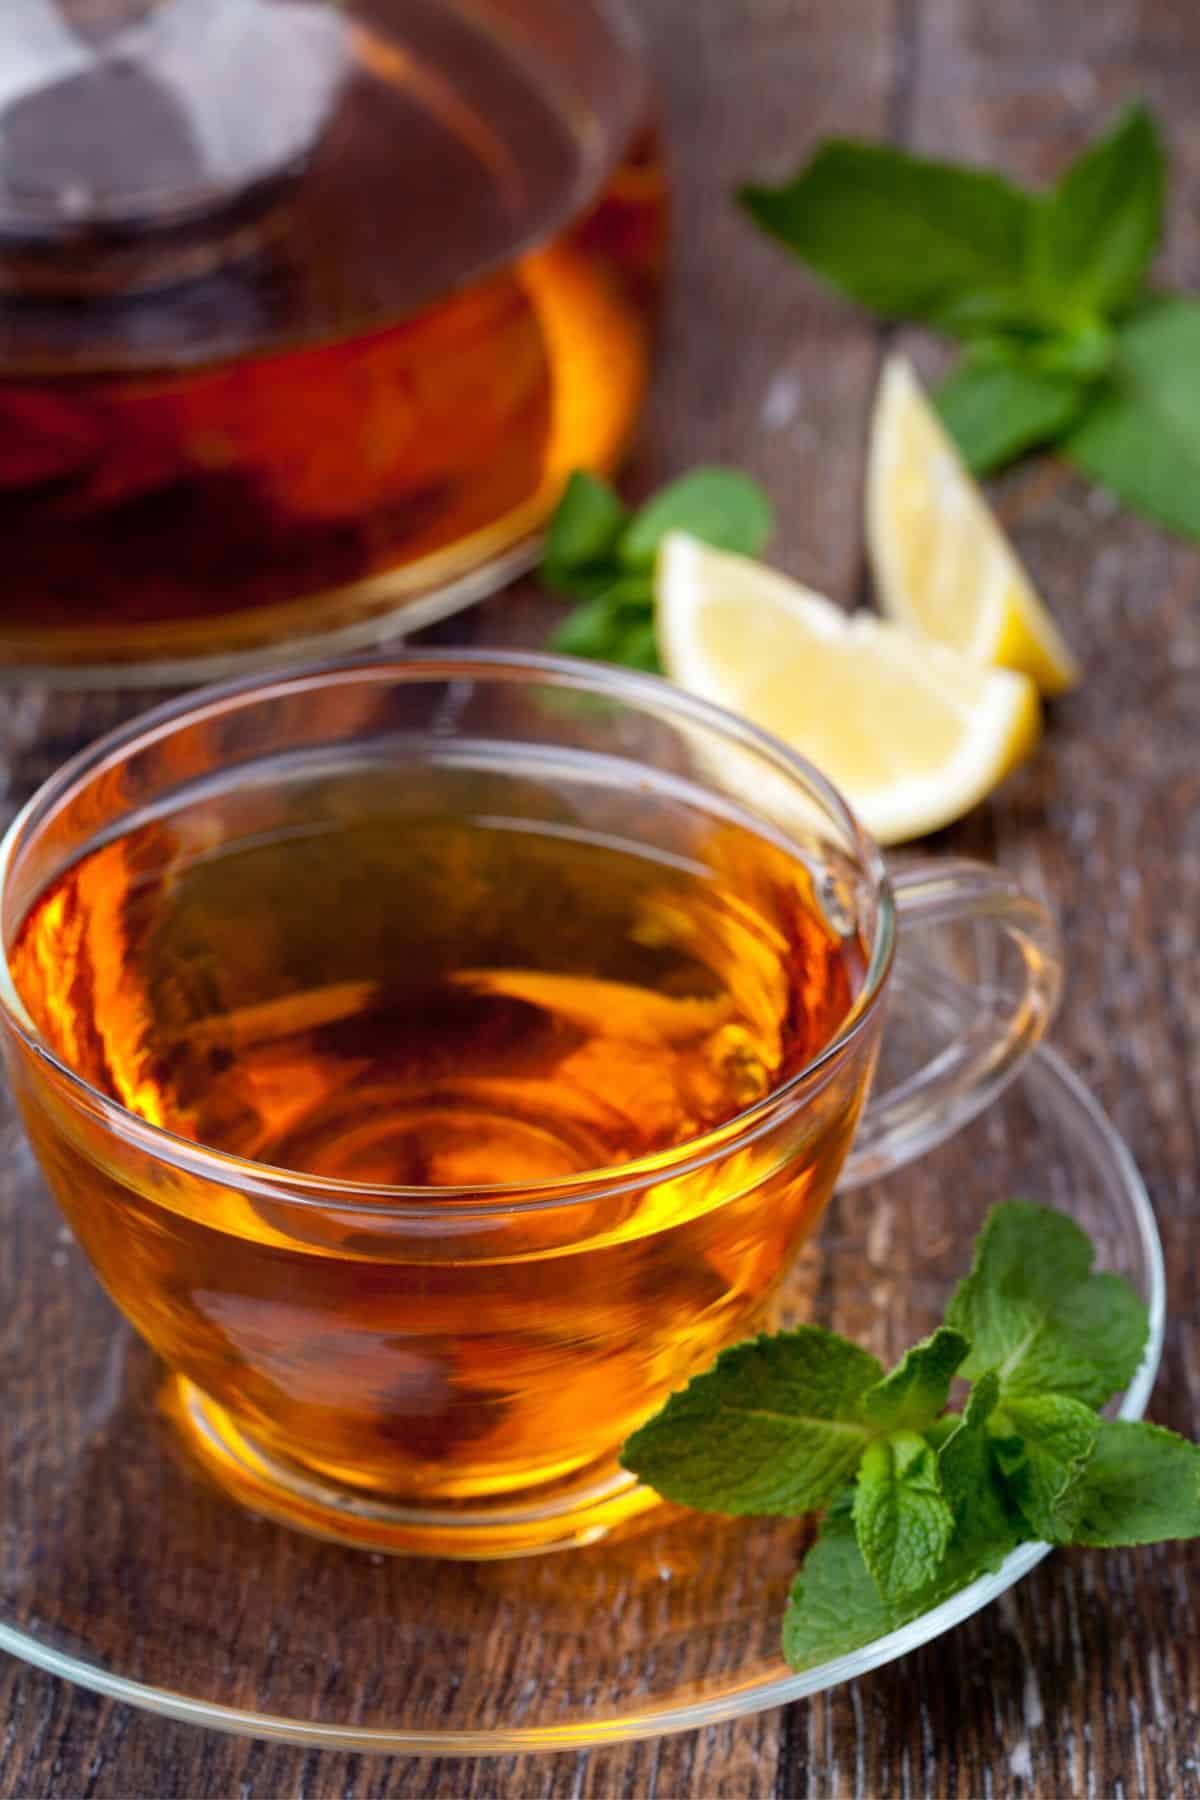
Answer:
(656, 533, 1041, 845)
(867, 356, 1080, 696)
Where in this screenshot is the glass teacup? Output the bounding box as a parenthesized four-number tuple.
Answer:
(0, 653, 1061, 1555)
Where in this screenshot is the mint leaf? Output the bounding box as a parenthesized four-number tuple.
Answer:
(935, 359, 1088, 474)
(613, 616, 661, 674)
(618, 468, 773, 566)
(1030, 103, 1163, 316)
(620, 1328, 881, 1515)
(1029, 321, 1116, 380)
(739, 140, 1035, 333)
(782, 1483, 1019, 1670)
(946, 1201, 1149, 1405)
(1036, 1273, 1149, 1406)
(922, 1414, 963, 1452)
(934, 318, 1114, 380)
(551, 600, 660, 672)
(782, 1501, 894, 1666)
(938, 1372, 1023, 1573)
(550, 593, 632, 660)
(543, 471, 628, 587)
(547, 563, 660, 670)
(853, 1430, 955, 1602)
(858, 1327, 969, 1431)
(783, 1450, 1034, 1672)
(1068, 296, 1200, 542)
(1068, 1422, 1200, 1546)
(991, 1392, 1100, 1541)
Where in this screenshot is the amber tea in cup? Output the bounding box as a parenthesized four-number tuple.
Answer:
(0, 655, 1061, 1555)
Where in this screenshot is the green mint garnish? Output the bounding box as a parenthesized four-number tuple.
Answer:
(857, 1326, 968, 1432)
(945, 1199, 1149, 1405)
(780, 1498, 892, 1669)
(989, 1393, 1100, 1542)
(739, 140, 1037, 338)
(1066, 296, 1200, 541)
(933, 361, 1087, 477)
(542, 469, 628, 587)
(852, 1429, 955, 1603)
(621, 1201, 1194, 1671)
(738, 101, 1200, 543)
(1028, 102, 1163, 317)
(1068, 1422, 1200, 1546)
(619, 1327, 881, 1516)
(936, 1372, 1022, 1575)
(541, 466, 773, 672)
(616, 467, 773, 567)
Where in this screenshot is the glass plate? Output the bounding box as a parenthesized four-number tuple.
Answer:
(0, 968, 1163, 1755)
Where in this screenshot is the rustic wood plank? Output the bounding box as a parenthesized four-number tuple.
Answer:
(4, 0, 1200, 1794)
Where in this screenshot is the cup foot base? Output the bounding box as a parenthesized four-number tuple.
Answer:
(166, 1376, 664, 1558)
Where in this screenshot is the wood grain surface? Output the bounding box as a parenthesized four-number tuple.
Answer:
(3, 0, 1200, 1792)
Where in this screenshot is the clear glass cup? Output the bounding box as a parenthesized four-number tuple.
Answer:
(0, 2, 664, 684)
(0, 652, 1062, 1556)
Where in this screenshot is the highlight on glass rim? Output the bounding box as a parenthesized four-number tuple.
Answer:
(0, 0, 1194, 1785)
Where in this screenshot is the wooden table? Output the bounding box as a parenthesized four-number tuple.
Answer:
(3, 0, 1200, 1792)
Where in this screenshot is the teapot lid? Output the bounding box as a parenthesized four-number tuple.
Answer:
(0, 0, 350, 236)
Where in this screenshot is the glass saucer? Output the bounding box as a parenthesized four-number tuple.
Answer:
(0, 973, 1163, 1754)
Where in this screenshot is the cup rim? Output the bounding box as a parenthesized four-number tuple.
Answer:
(0, 649, 896, 1216)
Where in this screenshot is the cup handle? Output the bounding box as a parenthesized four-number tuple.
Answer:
(839, 857, 1064, 1191)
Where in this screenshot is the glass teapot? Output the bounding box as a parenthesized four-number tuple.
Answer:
(0, 0, 663, 682)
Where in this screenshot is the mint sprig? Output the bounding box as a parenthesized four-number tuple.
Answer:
(739, 102, 1200, 539)
(621, 1201, 1200, 1670)
(542, 467, 773, 671)
(1067, 295, 1200, 539)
